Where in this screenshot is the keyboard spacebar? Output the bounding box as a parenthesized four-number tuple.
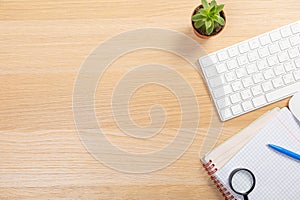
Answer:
(266, 82, 300, 102)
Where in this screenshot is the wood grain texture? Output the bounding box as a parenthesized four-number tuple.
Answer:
(0, 0, 299, 199)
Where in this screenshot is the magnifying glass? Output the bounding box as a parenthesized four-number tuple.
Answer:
(229, 168, 256, 200)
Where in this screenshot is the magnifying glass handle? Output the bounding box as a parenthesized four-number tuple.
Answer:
(243, 195, 249, 200)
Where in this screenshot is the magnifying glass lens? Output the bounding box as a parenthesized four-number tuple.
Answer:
(231, 170, 254, 194)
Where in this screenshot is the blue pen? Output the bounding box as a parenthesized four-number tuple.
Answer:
(268, 144, 300, 161)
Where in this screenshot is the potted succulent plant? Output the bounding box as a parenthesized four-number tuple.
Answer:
(192, 0, 226, 39)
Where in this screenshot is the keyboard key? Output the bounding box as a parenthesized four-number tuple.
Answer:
(249, 38, 260, 49)
(232, 81, 243, 92)
(236, 68, 247, 78)
(270, 30, 282, 41)
(228, 47, 239, 57)
(220, 108, 232, 119)
(284, 61, 296, 72)
(288, 47, 300, 58)
(258, 47, 270, 58)
(295, 58, 300, 68)
(242, 101, 254, 111)
(225, 71, 236, 82)
(237, 55, 248, 66)
(259, 34, 271, 46)
(209, 75, 226, 88)
(223, 85, 233, 95)
(263, 69, 275, 79)
(216, 63, 227, 73)
(280, 26, 292, 37)
(217, 51, 229, 61)
(227, 59, 239, 70)
(253, 73, 265, 83)
(242, 76, 254, 88)
(273, 65, 285, 76)
(283, 73, 295, 85)
(213, 85, 233, 98)
(241, 89, 252, 100)
(293, 70, 300, 80)
(252, 95, 267, 107)
(204, 66, 218, 77)
(266, 82, 300, 102)
(251, 85, 263, 96)
(268, 43, 280, 54)
(246, 63, 258, 74)
(272, 77, 284, 88)
(267, 55, 279, 66)
(238, 43, 250, 53)
(257, 59, 268, 71)
(231, 104, 242, 115)
(279, 38, 291, 50)
(217, 97, 231, 109)
(262, 81, 274, 92)
(200, 55, 218, 67)
(289, 34, 300, 46)
(248, 50, 259, 62)
(277, 51, 289, 62)
(230, 93, 242, 104)
(291, 22, 300, 34)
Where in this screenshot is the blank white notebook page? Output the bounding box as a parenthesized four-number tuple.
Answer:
(215, 108, 300, 199)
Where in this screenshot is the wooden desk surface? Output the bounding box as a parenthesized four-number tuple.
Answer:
(1, 0, 299, 199)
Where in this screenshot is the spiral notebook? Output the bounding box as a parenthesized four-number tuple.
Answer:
(201, 107, 300, 199)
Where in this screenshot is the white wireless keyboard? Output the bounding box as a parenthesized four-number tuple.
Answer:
(199, 20, 300, 121)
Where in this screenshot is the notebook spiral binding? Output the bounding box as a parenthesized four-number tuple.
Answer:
(202, 159, 235, 200)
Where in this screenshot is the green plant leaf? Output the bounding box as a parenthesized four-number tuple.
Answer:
(214, 21, 220, 30)
(211, 15, 218, 21)
(210, 0, 217, 7)
(214, 15, 225, 25)
(202, 0, 209, 9)
(215, 4, 224, 13)
(192, 12, 206, 22)
(205, 20, 212, 31)
(205, 6, 213, 16)
(192, 13, 203, 21)
(198, 9, 207, 16)
(206, 22, 214, 35)
(210, 5, 216, 15)
(195, 20, 205, 28)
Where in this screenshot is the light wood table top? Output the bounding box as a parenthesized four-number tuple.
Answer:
(1, 0, 299, 199)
